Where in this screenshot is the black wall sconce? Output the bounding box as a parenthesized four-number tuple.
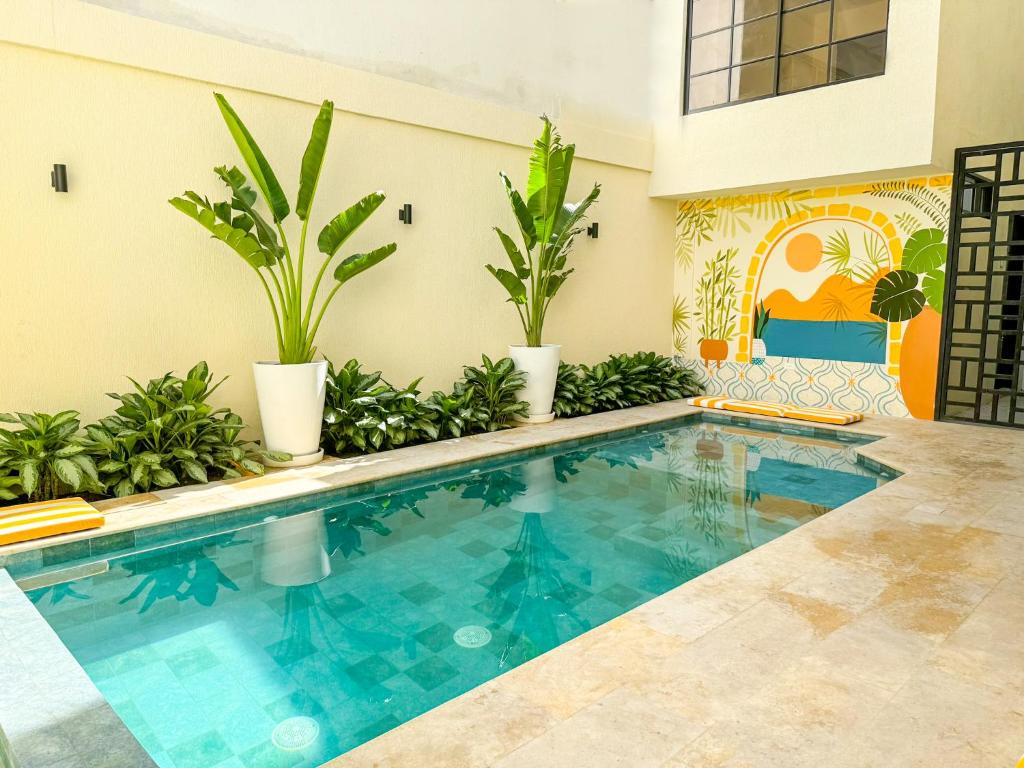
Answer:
(587, 222, 599, 239)
(398, 203, 413, 224)
(51, 164, 68, 193)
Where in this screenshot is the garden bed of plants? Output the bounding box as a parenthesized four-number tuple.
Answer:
(0, 352, 700, 506)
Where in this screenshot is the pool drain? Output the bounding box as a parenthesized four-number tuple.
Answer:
(454, 625, 492, 649)
(272, 716, 320, 751)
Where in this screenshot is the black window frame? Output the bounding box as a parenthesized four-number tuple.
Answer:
(682, 0, 890, 115)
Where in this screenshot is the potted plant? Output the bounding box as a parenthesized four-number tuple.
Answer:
(752, 301, 770, 365)
(696, 248, 739, 369)
(486, 117, 600, 422)
(171, 94, 396, 466)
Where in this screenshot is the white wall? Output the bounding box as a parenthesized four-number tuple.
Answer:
(82, 0, 655, 131)
(648, 0, 945, 198)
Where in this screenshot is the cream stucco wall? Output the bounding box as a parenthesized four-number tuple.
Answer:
(649, 0, 945, 198)
(0, 2, 674, 431)
(932, 0, 1024, 165)
(80, 0, 656, 129)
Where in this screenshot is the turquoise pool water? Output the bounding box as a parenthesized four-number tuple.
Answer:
(22, 416, 887, 767)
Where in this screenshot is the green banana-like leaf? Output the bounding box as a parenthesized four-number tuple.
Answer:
(334, 243, 398, 284)
(494, 228, 530, 279)
(213, 92, 290, 222)
(318, 192, 387, 256)
(922, 269, 945, 313)
(499, 173, 536, 249)
(903, 228, 947, 274)
(870, 269, 925, 322)
(545, 269, 575, 298)
(170, 196, 272, 269)
(547, 184, 601, 267)
(485, 265, 527, 304)
(526, 116, 552, 212)
(214, 166, 282, 259)
(297, 100, 334, 221)
(547, 143, 575, 225)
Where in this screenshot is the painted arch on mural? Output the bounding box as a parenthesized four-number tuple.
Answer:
(739, 207, 902, 371)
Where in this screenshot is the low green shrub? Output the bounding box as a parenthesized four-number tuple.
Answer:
(0, 459, 20, 501)
(323, 355, 528, 455)
(84, 362, 281, 498)
(453, 355, 530, 432)
(322, 359, 438, 456)
(0, 411, 100, 502)
(553, 352, 701, 418)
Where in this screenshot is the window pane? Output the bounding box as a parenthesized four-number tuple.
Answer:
(830, 31, 886, 81)
(688, 70, 730, 110)
(690, 28, 731, 74)
(781, 1, 831, 53)
(691, 0, 732, 35)
(733, 16, 779, 64)
(731, 59, 776, 100)
(782, 0, 820, 9)
(735, 0, 780, 22)
(779, 46, 828, 92)
(833, 0, 888, 40)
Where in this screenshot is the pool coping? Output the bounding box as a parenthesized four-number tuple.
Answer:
(0, 569, 156, 768)
(3, 402, 1015, 767)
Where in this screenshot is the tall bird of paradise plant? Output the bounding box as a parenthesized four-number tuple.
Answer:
(486, 116, 600, 420)
(170, 94, 397, 461)
(170, 94, 397, 365)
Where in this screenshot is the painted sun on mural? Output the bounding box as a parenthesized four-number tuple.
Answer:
(673, 177, 952, 419)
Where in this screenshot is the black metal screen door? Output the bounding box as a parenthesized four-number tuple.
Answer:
(938, 140, 1024, 426)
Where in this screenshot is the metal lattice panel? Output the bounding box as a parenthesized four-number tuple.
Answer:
(938, 141, 1024, 427)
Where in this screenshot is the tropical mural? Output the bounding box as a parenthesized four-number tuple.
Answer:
(674, 176, 952, 418)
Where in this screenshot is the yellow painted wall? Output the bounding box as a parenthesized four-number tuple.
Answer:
(0, 33, 673, 430)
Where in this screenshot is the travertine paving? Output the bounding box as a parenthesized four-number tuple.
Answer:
(2, 403, 1022, 767)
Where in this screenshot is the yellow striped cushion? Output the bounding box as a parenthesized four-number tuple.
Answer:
(0, 497, 104, 546)
(688, 396, 862, 425)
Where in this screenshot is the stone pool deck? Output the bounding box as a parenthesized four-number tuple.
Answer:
(1, 402, 1022, 767)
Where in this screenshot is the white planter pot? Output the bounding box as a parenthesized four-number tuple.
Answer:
(508, 344, 561, 423)
(253, 360, 327, 467)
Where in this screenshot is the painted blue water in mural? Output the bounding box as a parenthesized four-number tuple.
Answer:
(762, 319, 886, 364)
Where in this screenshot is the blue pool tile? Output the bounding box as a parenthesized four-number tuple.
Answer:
(166, 731, 233, 768)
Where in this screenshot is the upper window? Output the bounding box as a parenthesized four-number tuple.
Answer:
(684, 0, 889, 113)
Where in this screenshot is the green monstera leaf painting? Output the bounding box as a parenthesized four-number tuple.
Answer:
(902, 228, 947, 274)
(921, 269, 945, 314)
(871, 269, 926, 322)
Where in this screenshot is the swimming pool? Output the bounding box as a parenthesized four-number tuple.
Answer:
(17, 415, 889, 767)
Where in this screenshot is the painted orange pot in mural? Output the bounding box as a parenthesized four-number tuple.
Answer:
(899, 307, 942, 419)
(700, 339, 728, 369)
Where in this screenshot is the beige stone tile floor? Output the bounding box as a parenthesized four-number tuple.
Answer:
(2, 402, 1023, 767)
